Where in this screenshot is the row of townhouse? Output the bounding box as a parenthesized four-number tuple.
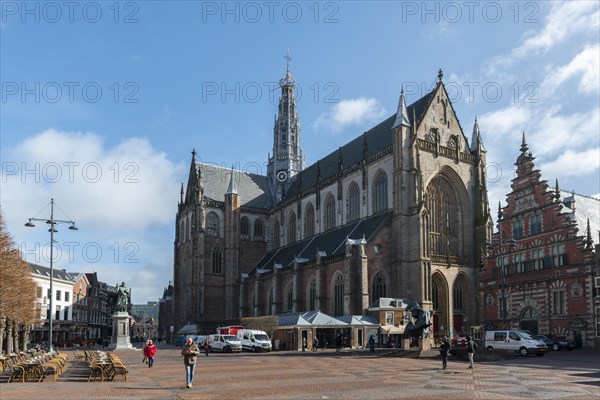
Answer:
(27, 263, 119, 346)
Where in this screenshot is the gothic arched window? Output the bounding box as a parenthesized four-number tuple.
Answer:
(286, 283, 293, 312)
(206, 212, 219, 237)
(333, 273, 344, 316)
(425, 176, 460, 257)
(324, 194, 336, 231)
(240, 216, 249, 237)
(212, 246, 222, 274)
(273, 219, 280, 248)
(254, 219, 264, 239)
(372, 271, 386, 303)
(308, 279, 316, 311)
(453, 280, 464, 311)
(373, 171, 388, 214)
(267, 288, 274, 315)
(287, 212, 297, 244)
(432, 281, 439, 310)
(348, 182, 360, 222)
(304, 203, 315, 237)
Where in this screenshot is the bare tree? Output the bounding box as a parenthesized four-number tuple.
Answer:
(0, 210, 37, 353)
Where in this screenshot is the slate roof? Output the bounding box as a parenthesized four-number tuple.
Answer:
(197, 163, 273, 209)
(28, 262, 74, 281)
(368, 297, 413, 310)
(278, 311, 378, 327)
(561, 192, 600, 240)
(249, 210, 392, 275)
(284, 90, 436, 199)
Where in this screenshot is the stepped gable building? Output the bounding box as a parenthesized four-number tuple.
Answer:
(480, 135, 599, 348)
(173, 67, 491, 340)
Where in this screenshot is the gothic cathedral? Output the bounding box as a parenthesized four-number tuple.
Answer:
(173, 67, 491, 338)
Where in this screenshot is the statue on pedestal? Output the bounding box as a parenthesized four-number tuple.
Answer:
(116, 282, 130, 313)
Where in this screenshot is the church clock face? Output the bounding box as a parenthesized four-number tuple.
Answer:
(276, 170, 288, 182)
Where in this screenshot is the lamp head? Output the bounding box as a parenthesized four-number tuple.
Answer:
(68, 224, 78, 231)
(25, 220, 35, 228)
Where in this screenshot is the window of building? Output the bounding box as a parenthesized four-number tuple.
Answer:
(56, 305, 61, 321)
(37, 286, 42, 298)
(373, 171, 388, 214)
(530, 214, 542, 235)
(551, 244, 565, 267)
(273, 220, 280, 248)
(56, 290, 61, 301)
(254, 219, 264, 239)
(324, 194, 336, 231)
(552, 290, 566, 315)
(425, 176, 459, 257)
(347, 182, 360, 222)
(240, 216, 250, 237)
(514, 252, 526, 273)
(64, 292, 70, 302)
(212, 247, 222, 274)
(287, 212, 297, 243)
(386, 311, 394, 325)
(64, 306, 69, 320)
(532, 248, 544, 271)
(453, 281, 463, 310)
(286, 283, 293, 312)
(267, 288, 274, 315)
(596, 307, 600, 338)
(333, 273, 344, 316)
(206, 212, 219, 237)
(372, 271, 386, 303)
(432, 281, 439, 310)
(512, 220, 523, 239)
(304, 203, 315, 237)
(308, 279, 316, 311)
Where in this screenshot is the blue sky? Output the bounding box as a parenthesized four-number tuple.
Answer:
(1, 1, 599, 303)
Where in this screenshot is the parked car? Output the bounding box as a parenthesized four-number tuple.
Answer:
(484, 330, 546, 356)
(534, 335, 575, 351)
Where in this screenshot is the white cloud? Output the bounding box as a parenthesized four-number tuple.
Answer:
(479, 106, 532, 138)
(487, 2, 600, 72)
(1, 129, 184, 302)
(542, 45, 600, 96)
(539, 148, 600, 178)
(314, 98, 387, 133)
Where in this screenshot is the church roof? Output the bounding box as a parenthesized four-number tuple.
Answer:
(197, 163, 272, 208)
(248, 210, 392, 275)
(284, 90, 435, 199)
(277, 311, 377, 327)
(561, 192, 600, 240)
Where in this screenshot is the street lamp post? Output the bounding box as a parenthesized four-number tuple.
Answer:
(25, 198, 77, 352)
(487, 203, 516, 330)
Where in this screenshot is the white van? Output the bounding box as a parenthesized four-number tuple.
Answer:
(237, 329, 272, 352)
(484, 330, 546, 356)
(207, 334, 242, 353)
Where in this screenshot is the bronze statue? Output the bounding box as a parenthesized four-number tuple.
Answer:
(116, 282, 130, 313)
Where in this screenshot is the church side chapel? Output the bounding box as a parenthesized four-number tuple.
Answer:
(173, 63, 491, 348)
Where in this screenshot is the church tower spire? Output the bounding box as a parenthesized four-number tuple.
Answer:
(267, 50, 305, 204)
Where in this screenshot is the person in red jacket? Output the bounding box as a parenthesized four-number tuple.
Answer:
(144, 339, 157, 368)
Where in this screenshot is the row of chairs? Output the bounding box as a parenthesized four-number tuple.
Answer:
(6, 351, 68, 383)
(82, 350, 128, 382)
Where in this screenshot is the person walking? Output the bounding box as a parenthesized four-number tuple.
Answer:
(182, 337, 200, 388)
(466, 336, 477, 369)
(204, 338, 210, 357)
(368, 335, 375, 353)
(302, 337, 307, 352)
(440, 337, 450, 369)
(144, 339, 157, 368)
(335, 334, 342, 353)
(312, 337, 319, 352)
(142, 339, 149, 364)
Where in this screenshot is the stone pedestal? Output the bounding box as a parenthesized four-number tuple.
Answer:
(108, 313, 133, 350)
(419, 335, 431, 351)
(401, 338, 411, 350)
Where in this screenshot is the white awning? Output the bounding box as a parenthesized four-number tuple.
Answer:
(379, 325, 404, 335)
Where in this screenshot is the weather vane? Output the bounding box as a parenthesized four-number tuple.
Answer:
(285, 49, 292, 71)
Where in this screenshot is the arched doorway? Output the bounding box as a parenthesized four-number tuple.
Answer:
(431, 272, 449, 339)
